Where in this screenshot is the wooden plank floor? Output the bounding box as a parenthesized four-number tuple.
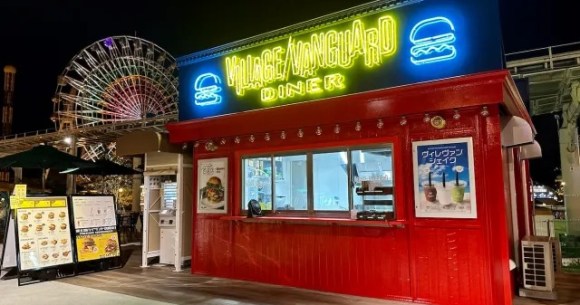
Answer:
(61, 245, 580, 305)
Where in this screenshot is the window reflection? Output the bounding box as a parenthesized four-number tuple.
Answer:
(274, 155, 307, 210)
(313, 151, 348, 211)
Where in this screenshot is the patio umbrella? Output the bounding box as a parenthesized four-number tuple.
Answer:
(0, 145, 97, 192)
(64, 159, 141, 176)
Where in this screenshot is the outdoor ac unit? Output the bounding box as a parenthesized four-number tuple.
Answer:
(521, 236, 555, 291)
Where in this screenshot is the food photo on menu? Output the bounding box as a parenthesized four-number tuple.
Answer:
(199, 176, 225, 209)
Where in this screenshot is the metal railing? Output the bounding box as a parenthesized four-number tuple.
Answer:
(536, 219, 580, 273)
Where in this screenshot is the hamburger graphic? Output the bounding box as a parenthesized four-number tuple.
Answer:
(83, 237, 97, 252)
(21, 225, 29, 233)
(200, 176, 225, 208)
(409, 17, 457, 65)
(20, 213, 28, 221)
(59, 211, 66, 218)
(34, 212, 43, 220)
(105, 238, 118, 253)
(60, 223, 67, 230)
(48, 224, 56, 231)
(48, 212, 55, 219)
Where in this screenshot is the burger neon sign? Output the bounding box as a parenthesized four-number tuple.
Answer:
(193, 15, 457, 106)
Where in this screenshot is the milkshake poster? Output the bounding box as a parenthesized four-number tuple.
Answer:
(412, 137, 477, 219)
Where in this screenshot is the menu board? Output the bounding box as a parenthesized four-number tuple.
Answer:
(15, 197, 74, 271)
(71, 196, 120, 262)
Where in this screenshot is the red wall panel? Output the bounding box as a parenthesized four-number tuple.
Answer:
(412, 227, 488, 305)
(194, 219, 413, 300)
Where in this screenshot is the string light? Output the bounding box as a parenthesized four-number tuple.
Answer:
(280, 131, 287, 140)
(400, 116, 407, 126)
(297, 129, 304, 138)
(334, 124, 341, 134)
(315, 126, 322, 136)
(453, 109, 461, 120)
(423, 113, 431, 123)
(355, 121, 362, 131)
(264, 133, 271, 141)
(480, 106, 489, 117)
(377, 119, 384, 129)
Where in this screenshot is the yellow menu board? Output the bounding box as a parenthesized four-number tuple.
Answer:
(15, 197, 74, 271)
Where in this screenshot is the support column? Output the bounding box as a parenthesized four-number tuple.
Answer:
(561, 81, 580, 221)
(560, 126, 580, 221)
(132, 156, 143, 212)
(66, 136, 77, 195)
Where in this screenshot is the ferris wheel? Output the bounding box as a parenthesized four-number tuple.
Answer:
(52, 36, 178, 130)
(51, 36, 178, 160)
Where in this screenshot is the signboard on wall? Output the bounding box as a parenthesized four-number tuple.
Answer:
(197, 158, 228, 214)
(14, 197, 74, 271)
(178, 0, 503, 120)
(70, 196, 120, 262)
(412, 137, 477, 219)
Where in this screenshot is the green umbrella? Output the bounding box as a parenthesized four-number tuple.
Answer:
(0, 145, 97, 192)
(64, 159, 141, 176)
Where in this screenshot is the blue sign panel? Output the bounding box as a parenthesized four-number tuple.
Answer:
(178, 0, 503, 121)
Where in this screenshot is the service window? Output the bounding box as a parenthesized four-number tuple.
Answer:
(241, 144, 394, 218)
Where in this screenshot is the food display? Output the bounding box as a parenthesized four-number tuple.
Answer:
(71, 196, 120, 262)
(15, 197, 73, 271)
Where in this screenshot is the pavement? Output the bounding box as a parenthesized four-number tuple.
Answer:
(0, 244, 577, 305)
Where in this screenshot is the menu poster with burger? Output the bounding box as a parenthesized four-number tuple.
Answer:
(14, 197, 74, 271)
(75, 229, 120, 262)
(197, 158, 228, 214)
(70, 195, 120, 262)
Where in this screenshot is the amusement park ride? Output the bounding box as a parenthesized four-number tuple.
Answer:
(0, 36, 178, 161)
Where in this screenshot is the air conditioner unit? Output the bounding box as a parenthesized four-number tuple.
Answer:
(521, 236, 555, 292)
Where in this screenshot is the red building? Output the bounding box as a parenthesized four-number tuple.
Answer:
(168, 1, 537, 304)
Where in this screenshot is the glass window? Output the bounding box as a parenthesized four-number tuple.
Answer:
(243, 157, 272, 210)
(352, 147, 393, 212)
(241, 144, 394, 218)
(274, 155, 307, 210)
(313, 151, 349, 211)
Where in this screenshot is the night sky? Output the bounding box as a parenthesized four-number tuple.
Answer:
(0, 0, 578, 185)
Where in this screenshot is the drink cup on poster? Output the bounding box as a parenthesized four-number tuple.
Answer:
(422, 182, 437, 202)
(451, 182, 466, 204)
(435, 183, 452, 205)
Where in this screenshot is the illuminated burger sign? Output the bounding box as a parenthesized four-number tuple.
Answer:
(410, 17, 457, 65)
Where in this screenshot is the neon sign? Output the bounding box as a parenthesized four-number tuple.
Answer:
(225, 15, 396, 102)
(194, 73, 223, 106)
(410, 17, 457, 65)
(178, 0, 505, 121)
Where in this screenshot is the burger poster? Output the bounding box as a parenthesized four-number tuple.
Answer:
(197, 157, 228, 214)
(75, 231, 120, 262)
(14, 197, 74, 271)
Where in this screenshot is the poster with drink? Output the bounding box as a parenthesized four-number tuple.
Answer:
(197, 158, 228, 214)
(412, 137, 477, 219)
(70, 196, 120, 262)
(15, 197, 74, 271)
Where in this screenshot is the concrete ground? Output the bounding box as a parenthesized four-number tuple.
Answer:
(0, 245, 578, 305)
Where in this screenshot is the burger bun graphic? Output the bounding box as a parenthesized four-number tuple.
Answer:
(200, 176, 225, 209)
(410, 17, 457, 65)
